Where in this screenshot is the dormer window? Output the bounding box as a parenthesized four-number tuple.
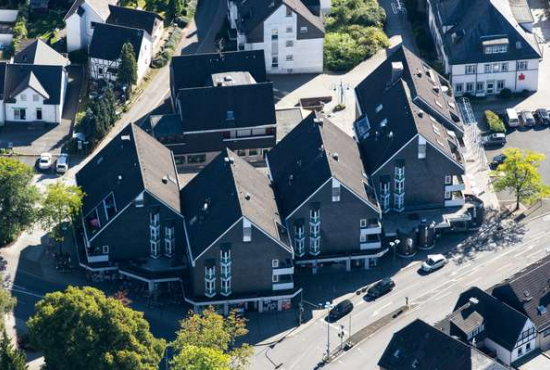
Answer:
(226, 110, 235, 120)
(243, 219, 252, 242)
(375, 104, 383, 113)
(380, 118, 387, 128)
(484, 44, 508, 54)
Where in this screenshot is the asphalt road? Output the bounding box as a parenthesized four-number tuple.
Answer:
(250, 215, 550, 370)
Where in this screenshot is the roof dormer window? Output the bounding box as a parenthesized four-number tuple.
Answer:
(376, 104, 383, 113)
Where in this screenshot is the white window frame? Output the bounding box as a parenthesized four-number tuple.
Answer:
(300, 26, 308, 34)
(517, 61, 528, 71)
(332, 180, 341, 202)
(272, 259, 279, 268)
(243, 219, 252, 242)
(102, 245, 109, 254)
(272, 274, 279, 283)
(465, 65, 476, 74)
(135, 193, 144, 207)
(445, 175, 452, 184)
(360, 219, 367, 228)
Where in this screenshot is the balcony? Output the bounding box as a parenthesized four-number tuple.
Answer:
(445, 175, 465, 192)
(362, 219, 382, 235)
(395, 169, 405, 180)
(445, 191, 465, 207)
(221, 254, 231, 266)
(360, 234, 382, 250)
(273, 275, 294, 291)
(205, 269, 215, 282)
(88, 254, 109, 263)
(273, 260, 294, 276)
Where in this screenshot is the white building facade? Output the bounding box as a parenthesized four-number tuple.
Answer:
(65, 0, 117, 52)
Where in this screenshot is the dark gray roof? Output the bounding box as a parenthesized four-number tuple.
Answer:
(436, 287, 529, 351)
(64, 0, 117, 21)
(176, 82, 276, 132)
(148, 114, 182, 137)
(14, 39, 69, 66)
(378, 319, 507, 370)
(0, 63, 6, 100)
(267, 113, 379, 217)
(355, 46, 464, 175)
(234, 0, 323, 35)
(89, 23, 144, 61)
(4, 64, 64, 105)
(491, 254, 550, 332)
(181, 149, 290, 260)
(106, 5, 163, 36)
(76, 123, 181, 217)
(170, 50, 267, 92)
(430, 0, 541, 65)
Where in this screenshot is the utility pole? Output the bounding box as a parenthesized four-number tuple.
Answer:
(323, 302, 333, 361)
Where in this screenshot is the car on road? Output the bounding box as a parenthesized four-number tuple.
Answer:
(520, 111, 536, 127)
(366, 278, 395, 299)
(490, 154, 507, 169)
(505, 108, 520, 128)
(38, 153, 53, 170)
(535, 109, 550, 125)
(482, 133, 506, 147)
(328, 299, 354, 322)
(421, 254, 448, 273)
(56, 153, 69, 174)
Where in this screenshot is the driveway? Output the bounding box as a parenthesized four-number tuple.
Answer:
(0, 66, 83, 157)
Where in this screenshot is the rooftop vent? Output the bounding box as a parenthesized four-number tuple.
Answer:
(288, 174, 294, 184)
(118, 175, 123, 182)
(418, 110, 424, 118)
(162, 176, 168, 184)
(332, 152, 339, 161)
(244, 192, 251, 200)
(388, 131, 394, 140)
(469, 297, 479, 305)
(313, 117, 323, 125)
(538, 305, 547, 315)
(121, 135, 131, 141)
(391, 62, 404, 83)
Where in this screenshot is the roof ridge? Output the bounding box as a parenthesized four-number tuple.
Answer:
(128, 124, 147, 194)
(224, 148, 244, 219)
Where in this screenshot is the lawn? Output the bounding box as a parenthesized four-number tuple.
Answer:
(27, 10, 64, 42)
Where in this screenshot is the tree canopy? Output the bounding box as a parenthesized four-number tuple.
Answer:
(39, 182, 84, 243)
(492, 148, 550, 210)
(27, 286, 166, 370)
(172, 308, 252, 370)
(0, 158, 39, 245)
(117, 42, 138, 89)
(0, 330, 27, 370)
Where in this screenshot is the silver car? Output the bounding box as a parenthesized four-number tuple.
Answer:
(520, 111, 536, 127)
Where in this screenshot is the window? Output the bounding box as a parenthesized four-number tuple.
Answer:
(286, 26, 293, 33)
(485, 45, 507, 54)
(272, 56, 279, 68)
(497, 80, 505, 90)
(272, 274, 279, 282)
(332, 179, 341, 202)
(286, 6, 292, 16)
(484, 64, 492, 73)
(502, 62, 509, 72)
(205, 266, 215, 297)
(465, 65, 476, 74)
(286, 54, 293, 61)
(454, 83, 463, 93)
(492, 63, 500, 72)
(165, 225, 175, 257)
(98, 67, 103, 75)
(135, 193, 144, 207)
(380, 181, 390, 195)
(526, 342, 532, 352)
(248, 149, 258, 157)
(14, 108, 26, 120)
(476, 82, 484, 92)
(226, 110, 234, 120)
(295, 225, 305, 256)
(272, 259, 279, 268)
(286, 40, 294, 47)
(310, 208, 320, 224)
(221, 277, 231, 296)
(376, 104, 383, 113)
(466, 82, 474, 92)
(445, 175, 452, 184)
(187, 154, 206, 164)
(20, 94, 26, 101)
(103, 193, 117, 221)
(102, 245, 109, 254)
(300, 26, 308, 34)
(36, 108, 42, 120)
(310, 236, 320, 255)
(237, 150, 246, 157)
(360, 219, 367, 228)
(243, 219, 252, 242)
(518, 347, 523, 356)
(150, 239, 160, 257)
(395, 164, 405, 179)
(150, 211, 160, 226)
(394, 193, 404, 211)
(33, 94, 39, 102)
(271, 29, 278, 40)
(517, 61, 528, 71)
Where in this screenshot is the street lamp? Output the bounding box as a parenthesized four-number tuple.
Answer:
(389, 239, 400, 266)
(322, 302, 333, 361)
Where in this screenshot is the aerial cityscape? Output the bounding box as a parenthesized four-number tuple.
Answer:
(0, 0, 549, 369)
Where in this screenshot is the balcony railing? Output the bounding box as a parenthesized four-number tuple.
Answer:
(273, 275, 294, 291)
(360, 234, 382, 250)
(445, 191, 465, 207)
(445, 175, 466, 192)
(273, 260, 294, 276)
(221, 254, 231, 265)
(205, 269, 215, 281)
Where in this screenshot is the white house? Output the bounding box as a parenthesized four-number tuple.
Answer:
(427, 0, 542, 96)
(0, 9, 18, 52)
(227, 0, 329, 74)
(106, 5, 164, 53)
(89, 23, 152, 84)
(64, 0, 118, 53)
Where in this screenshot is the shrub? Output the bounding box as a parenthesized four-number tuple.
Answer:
(485, 110, 506, 133)
(521, 89, 530, 98)
(499, 88, 512, 99)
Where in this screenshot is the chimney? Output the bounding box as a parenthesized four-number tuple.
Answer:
(162, 176, 168, 184)
(121, 135, 131, 141)
(244, 192, 251, 200)
(332, 152, 339, 161)
(391, 62, 404, 83)
(469, 297, 479, 306)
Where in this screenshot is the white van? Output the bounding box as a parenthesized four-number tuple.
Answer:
(56, 154, 69, 174)
(505, 108, 520, 128)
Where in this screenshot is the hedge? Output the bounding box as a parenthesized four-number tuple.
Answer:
(485, 110, 506, 133)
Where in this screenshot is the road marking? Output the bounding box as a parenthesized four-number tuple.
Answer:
(455, 263, 472, 272)
(434, 291, 453, 301)
(514, 248, 534, 258)
(465, 277, 482, 286)
(371, 302, 393, 317)
(496, 263, 513, 272)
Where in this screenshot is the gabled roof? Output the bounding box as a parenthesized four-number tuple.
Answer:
(234, 0, 323, 35)
(378, 319, 507, 370)
(267, 113, 380, 218)
(106, 5, 163, 36)
(355, 46, 464, 175)
(181, 149, 290, 261)
(76, 123, 181, 218)
(436, 287, 529, 351)
(491, 255, 550, 332)
(13, 39, 69, 66)
(176, 82, 276, 132)
(0, 63, 7, 100)
(430, 0, 541, 64)
(170, 50, 267, 92)
(89, 23, 144, 61)
(64, 0, 118, 21)
(4, 64, 63, 105)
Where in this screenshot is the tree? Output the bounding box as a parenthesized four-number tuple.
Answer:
(117, 42, 138, 94)
(0, 283, 16, 330)
(0, 330, 27, 370)
(0, 158, 40, 245)
(492, 148, 550, 210)
(172, 308, 252, 370)
(168, 0, 184, 19)
(39, 182, 84, 253)
(27, 286, 166, 370)
(485, 110, 506, 133)
(103, 86, 118, 126)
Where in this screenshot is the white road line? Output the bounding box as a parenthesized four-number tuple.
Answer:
(372, 301, 393, 317)
(514, 248, 534, 258)
(496, 263, 513, 272)
(434, 291, 453, 301)
(455, 263, 472, 272)
(465, 277, 482, 286)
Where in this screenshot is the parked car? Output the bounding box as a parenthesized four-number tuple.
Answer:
(421, 254, 448, 273)
(535, 109, 550, 125)
(490, 154, 507, 169)
(328, 299, 354, 322)
(482, 133, 506, 147)
(38, 153, 53, 170)
(56, 153, 69, 174)
(505, 108, 520, 128)
(366, 278, 395, 299)
(520, 111, 536, 127)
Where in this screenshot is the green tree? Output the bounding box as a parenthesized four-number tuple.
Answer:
(168, 0, 184, 19)
(172, 308, 252, 370)
(103, 86, 118, 126)
(39, 182, 84, 253)
(0, 330, 27, 370)
(493, 148, 550, 210)
(27, 286, 166, 370)
(485, 110, 506, 133)
(117, 42, 138, 94)
(0, 283, 16, 330)
(324, 32, 366, 71)
(0, 158, 39, 245)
